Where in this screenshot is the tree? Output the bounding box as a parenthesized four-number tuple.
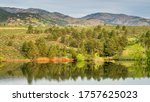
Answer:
(27, 42, 39, 58)
(69, 48, 77, 59)
(116, 25, 120, 29)
(120, 35, 128, 48)
(124, 29, 128, 35)
(22, 41, 39, 58)
(86, 29, 93, 38)
(60, 35, 65, 43)
(98, 32, 104, 39)
(69, 39, 78, 48)
(26, 25, 33, 34)
(146, 48, 150, 66)
(109, 30, 116, 38)
(47, 46, 57, 57)
(35, 38, 48, 56)
(122, 26, 126, 31)
(103, 38, 117, 56)
(142, 31, 150, 49)
(95, 40, 104, 56)
(46, 34, 53, 41)
(22, 41, 29, 55)
(84, 40, 95, 55)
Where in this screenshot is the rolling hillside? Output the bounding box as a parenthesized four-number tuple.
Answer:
(82, 13, 150, 26)
(0, 7, 150, 26)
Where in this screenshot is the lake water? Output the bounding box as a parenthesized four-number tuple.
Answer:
(0, 61, 150, 85)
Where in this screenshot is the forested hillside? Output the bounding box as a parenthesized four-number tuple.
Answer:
(0, 25, 150, 62)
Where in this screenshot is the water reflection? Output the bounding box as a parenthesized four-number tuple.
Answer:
(0, 61, 150, 84)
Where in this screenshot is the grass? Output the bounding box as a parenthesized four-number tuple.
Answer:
(120, 44, 146, 60)
(0, 27, 46, 59)
(0, 27, 27, 35)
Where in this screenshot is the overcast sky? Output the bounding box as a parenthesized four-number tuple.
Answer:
(0, 0, 150, 18)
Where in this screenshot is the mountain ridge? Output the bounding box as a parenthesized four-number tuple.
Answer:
(82, 12, 150, 26)
(0, 7, 150, 26)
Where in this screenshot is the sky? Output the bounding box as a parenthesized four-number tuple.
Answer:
(0, 0, 150, 18)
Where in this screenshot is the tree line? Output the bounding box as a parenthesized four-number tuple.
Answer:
(23, 25, 128, 59)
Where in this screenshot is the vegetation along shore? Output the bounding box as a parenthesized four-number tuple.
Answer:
(0, 25, 150, 63)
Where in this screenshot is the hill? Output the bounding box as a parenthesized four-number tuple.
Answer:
(82, 13, 150, 26)
(0, 7, 71, 26)
(0, 7, 150, 26)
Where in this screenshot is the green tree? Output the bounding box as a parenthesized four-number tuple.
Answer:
(35, 38, 48, 56)
(98, 32, 104, 39)
(103, 38, 117, 56)
(109, 30, 116, 38)
(141, 31, 150, 49)
(122, 26, 126, 31)
(146, 48, 150, 63)
(84, 40, 95, 55)
(26, 25, 33, 34)
(69, 39, 78, 48)
(22, 41, 29, 55)
(47, 46, 56, 57)
(69, 48, 77, 59)
(116, 25, 120, 29)
(22, 41, 39, 58)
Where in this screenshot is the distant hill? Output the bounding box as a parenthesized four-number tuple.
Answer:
(0, 8, 15, 22)
(82, 13, 150, 26)
(0, 7, 72, 26)
(0, 7, 150, 26)
(0, 7, 102, 26)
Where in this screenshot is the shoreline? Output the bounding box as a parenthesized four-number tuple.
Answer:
(0, 57, 145, 63)
(1, 57, 74, 63)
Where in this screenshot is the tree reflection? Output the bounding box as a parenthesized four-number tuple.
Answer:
(103, 62, 128, 80)
(20, 62, 128, 84)
(0, 61, 150, 84)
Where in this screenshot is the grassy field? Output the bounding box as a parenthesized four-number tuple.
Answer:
(0, 27, 43, 59)
(120, 44, 146, 60)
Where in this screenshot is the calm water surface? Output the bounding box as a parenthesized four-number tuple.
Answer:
(0, 61, 150, 85)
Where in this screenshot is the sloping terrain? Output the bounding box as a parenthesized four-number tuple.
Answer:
(82, 13, 150, 26)
(0, 7, 150, 26)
